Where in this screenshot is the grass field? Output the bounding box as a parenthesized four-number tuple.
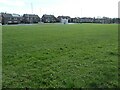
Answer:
(2, 23, 118, 88)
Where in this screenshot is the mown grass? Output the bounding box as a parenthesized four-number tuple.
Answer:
(2, 23, 118, 88)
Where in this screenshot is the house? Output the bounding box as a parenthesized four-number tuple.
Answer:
(80, 17, 94, 23)
(102, 17, 112, 24)
(92, 17, 111, 24)
(1, 13, 22, 24)
(1, 13, 13, 25)
(12, 14, 21, 24)
(71, 17, 80, 23)
(22, 14, 40, 23)
(42, 14, 57, 23)
(57, 16, 71, 23)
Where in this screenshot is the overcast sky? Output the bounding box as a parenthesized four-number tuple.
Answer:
(0, 0, 119, 18)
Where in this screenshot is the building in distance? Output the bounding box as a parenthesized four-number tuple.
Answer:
(22, 14, 40, 24)
(42, 14, 57, 23)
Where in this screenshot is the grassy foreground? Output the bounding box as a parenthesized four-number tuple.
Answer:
(2, 24, 118, 88)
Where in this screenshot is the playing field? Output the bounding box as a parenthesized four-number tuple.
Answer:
(2, 23, 118, 88)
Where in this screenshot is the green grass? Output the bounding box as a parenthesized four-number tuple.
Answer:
(2, 23, 118, 88)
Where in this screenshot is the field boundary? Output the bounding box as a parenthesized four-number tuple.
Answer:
(0, 24, 2, 89)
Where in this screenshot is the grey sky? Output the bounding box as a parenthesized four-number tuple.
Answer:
(0, 0, 119, 18)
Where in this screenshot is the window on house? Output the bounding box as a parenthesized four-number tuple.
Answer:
(14, 18, 17, 20)
(9, 17, 12, 20)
